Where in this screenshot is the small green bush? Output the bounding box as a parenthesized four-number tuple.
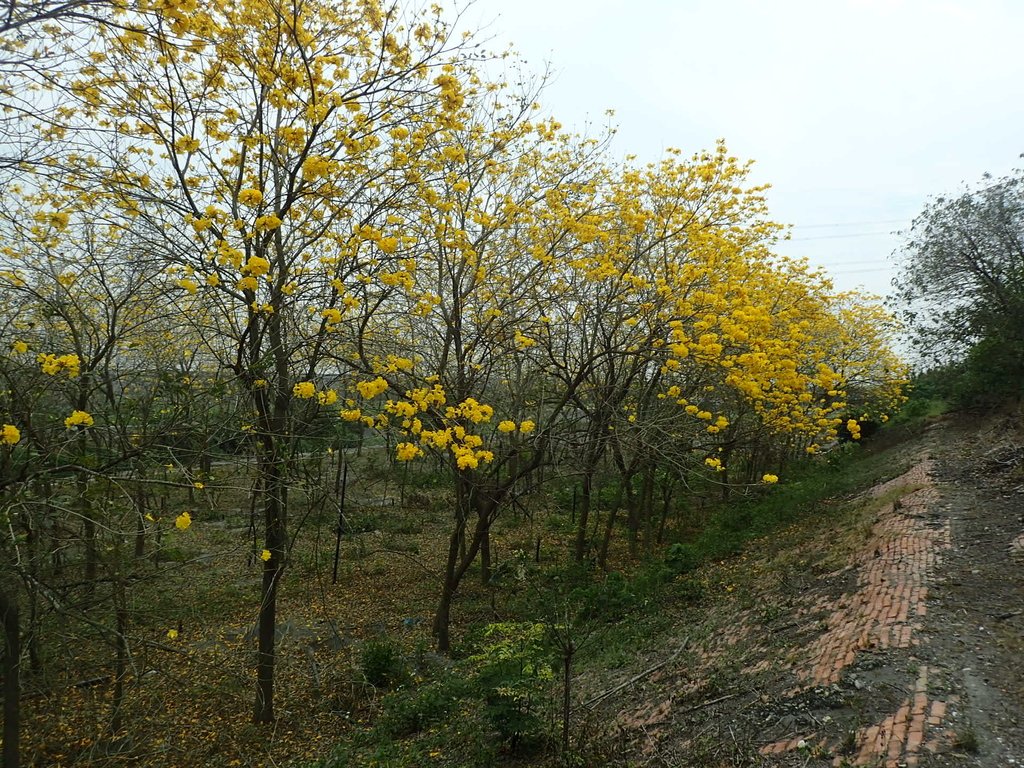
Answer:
(360, 638, 409, 689)
(377, 675, 469, 738)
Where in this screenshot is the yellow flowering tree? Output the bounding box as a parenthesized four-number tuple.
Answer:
(50, 0, 493, 720)
(334, 80, 616, 651)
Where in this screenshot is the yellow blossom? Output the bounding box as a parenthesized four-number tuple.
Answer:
(497, 420, 516, 433)
(243, 255, 271, 276)
(238, 188, 263, 206)
(519, 420, 535, 434)
(260, 549, 271, 561)
(396, 442, 423, 461)
(356, 377, 388, 399)
(11, 340, 27, 354)
(762, 474, 779, 484)
(64, 410, 94, 429)
(293, 381, 316, 399)
(174, 511, 191, 530)
(167, 628, 179, 640)
(174, 136, 200, 153)
(254, 214, 282, 232)
(2, 424, 20, 445)
(38, 353, 80, 377)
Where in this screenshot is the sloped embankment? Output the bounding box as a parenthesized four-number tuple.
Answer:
(597, 417, 1024, 767)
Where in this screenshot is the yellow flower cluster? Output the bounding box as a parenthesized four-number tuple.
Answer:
(238, 189, 263, 206)
(2, 424, 20, 445)
(761, 474, 779, 484)
(406, 384, 446, 410)
(253, 214, 282, 232)
(292, 381, 316, 399)
(355, 377, 389, 399)
(395, 442, 423, 461)
(38, 353, 80, 377)
(446, 397, 493, 424)
(301, 155, 334, 179)
(243, 255, 271, 277)
(64, 410, 94, 429)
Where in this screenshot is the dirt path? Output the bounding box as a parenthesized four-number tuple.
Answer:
(916, 416, 1024, 767)
(600, 415, 1024, 767)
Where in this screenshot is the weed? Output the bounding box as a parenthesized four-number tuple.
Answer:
(360, 638, 410, 689)
(954, 727, 980, 753)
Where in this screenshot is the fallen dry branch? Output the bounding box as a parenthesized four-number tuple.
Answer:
(584, 637, 689, 709)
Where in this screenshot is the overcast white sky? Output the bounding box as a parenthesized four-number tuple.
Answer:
(449, 0, 1024, 299)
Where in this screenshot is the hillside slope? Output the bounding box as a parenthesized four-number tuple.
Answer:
(594, 415, 1024, 767)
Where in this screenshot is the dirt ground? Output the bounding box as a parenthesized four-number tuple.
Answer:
(597, 414, 1024, 767)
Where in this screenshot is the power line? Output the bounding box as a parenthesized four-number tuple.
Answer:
(828, 265, 896, 275)
(790, 230, 898, 242)
(791, 218, 910, 230)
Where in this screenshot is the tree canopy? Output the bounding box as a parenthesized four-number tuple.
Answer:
(894, 166, 1024, 400)
(0, 0, 909, 758)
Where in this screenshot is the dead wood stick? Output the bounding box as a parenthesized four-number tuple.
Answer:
(584, 637, 689, 709)
(676, 690, 742, 715)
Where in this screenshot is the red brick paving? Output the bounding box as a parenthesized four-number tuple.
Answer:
(760, 458, 957, 766)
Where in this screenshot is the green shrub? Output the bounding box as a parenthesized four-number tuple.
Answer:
(377, 675, 469, 738)
(469, 622, 555, 752)
(360, 638, 409, 689)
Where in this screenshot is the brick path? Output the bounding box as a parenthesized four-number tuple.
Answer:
(760, 458, 957, 766)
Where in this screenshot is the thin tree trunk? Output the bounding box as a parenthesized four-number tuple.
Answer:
(254, 453, 287, 723)
(134, 485, 147, 559)
(597, 483, 623, 570)
(1, 590, 21, 768)
(109, 578, 128, 737)
(433, 521, 463, 653)
(641, 468, 655, 555)
(479, 520, 491, 586)
(574, 474, 593, 563)
(79, 472, 97, 588)
(561, 643, 574, 755)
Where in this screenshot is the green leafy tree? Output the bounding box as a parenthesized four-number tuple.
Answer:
(894, 168, 1024, 402)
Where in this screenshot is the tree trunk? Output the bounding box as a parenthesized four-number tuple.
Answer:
(656, 479, 674, 545)
(561, 642, 575, 755)
(1, 590, 21, 768)
(79, 472, 97, 589)
(254, 454, 287, 723)
(574, 474, 592, 563)
(479, 520, 491, 586)
(597, 483, 623, 570)
(640, 467, 655, 555)
(109, 578, 128, 737)
(134, 485, 147, 559)
(433, 521, 463, 653)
